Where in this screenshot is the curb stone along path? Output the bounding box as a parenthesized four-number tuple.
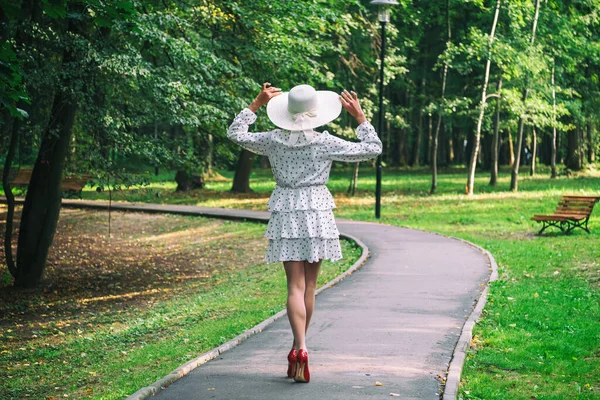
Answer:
(2, 199, 495, 399)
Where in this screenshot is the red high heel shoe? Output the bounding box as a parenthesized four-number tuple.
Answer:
(294, 349, 310, 383)
(287, 349, 297, 378)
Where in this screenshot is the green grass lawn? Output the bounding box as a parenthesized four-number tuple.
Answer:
(79, 164, 600, 399)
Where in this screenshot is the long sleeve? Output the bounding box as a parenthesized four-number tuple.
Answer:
(322, 121, 382, 162)
(227, 108, 272, 156)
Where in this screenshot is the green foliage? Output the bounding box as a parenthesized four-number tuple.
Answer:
(1, 0, 599, 179)
(0, 40, 29, 120)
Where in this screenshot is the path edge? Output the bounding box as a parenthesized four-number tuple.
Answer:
(439, 236, 499, 400)
(46, 200, 370, 400)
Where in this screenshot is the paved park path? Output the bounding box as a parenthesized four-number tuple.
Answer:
(59, 200, 492, 399)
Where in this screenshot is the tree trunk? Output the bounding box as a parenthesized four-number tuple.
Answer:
(453, 126, 464, 164)
(507, 127, 515, 166)
(431, 65, 447, 194)
(259, 155, 269, 169)
(206, 133, 214, 174)
(466, 0, 501, 195)
(440, 120, 447, 166)
(16, 91, 78, 287)
(425, 113, 432, 165)
(510, 91, 529, 191)
(347, 162, 359, 196)
(482, 133, 491, 170)
(412, 109, 423, 166)
(231, 149, 254, 193)
(446, 122, 454, 164)
(550, 63, 558, 178)
(587, 120, 595, 163)
(14, 6, 86, 287)
(398, 89, 410, 166)
(489, 78, 502, 186)
(430, 108, 441, 193)
(530, 127, 537, 176)
(2, 113, 18, 278)
(510, 0, 541, 192)
(566, 124, 583, 171)
(175, 170, 204, 191)
(397, 128, 407, 166)
(412, 72, 426, 167)
(431, 0, 451, 194)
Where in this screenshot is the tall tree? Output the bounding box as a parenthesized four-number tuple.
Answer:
(550, 62, 558, 178)
(15, 3, 90, 286)
(489, 77, 502, 186)
(430, 0, 451, 195)
(466, 0, 502, 195)
(7, 1, 134, 287)
(510, 0, 542, 192)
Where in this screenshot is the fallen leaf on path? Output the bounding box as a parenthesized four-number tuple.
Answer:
(375, 381, 383, 386)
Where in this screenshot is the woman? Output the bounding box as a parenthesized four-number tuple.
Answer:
(227, 83, 382, 383)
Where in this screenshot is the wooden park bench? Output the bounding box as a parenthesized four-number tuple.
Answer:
(61, 175, 93, 199)
(1, 168, 92, 199)
(531, 195, 600, 235)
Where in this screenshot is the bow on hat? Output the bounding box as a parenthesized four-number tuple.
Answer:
(288, 109, 317, 145)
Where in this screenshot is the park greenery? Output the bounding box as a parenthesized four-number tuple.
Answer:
(2, 167, 598, 399)
(1, 0, 599, 398)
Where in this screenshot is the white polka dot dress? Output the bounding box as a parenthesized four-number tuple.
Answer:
(227, 108, 382, 263)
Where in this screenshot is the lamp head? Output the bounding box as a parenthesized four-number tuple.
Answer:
(370, 0, 398, 22)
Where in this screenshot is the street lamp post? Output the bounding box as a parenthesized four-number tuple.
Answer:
(371, 0, 397, 219)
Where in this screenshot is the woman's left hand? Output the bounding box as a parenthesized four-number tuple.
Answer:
(339, 90, 367, 125)
(249, 82, 282, 112)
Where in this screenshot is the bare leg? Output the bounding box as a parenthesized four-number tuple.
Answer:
(284, 261, 307, 351)
(289, 259, 322, 350)
(304, 260, 322, 335)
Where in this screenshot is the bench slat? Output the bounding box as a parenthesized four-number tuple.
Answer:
(556, 206, 593, 211)
(557, 202, 595, 207)
(561, 195, 600, 200)
(555, 208, 593, 214)
(532, 215, 573, 222)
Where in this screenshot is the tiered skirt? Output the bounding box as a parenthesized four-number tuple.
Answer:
(264, 185, 342, 263)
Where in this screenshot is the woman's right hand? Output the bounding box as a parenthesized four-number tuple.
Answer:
(249, 82, 282, 112)
(340, 89, 367, 125)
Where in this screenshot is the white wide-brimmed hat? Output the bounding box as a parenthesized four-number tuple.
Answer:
(266, 84, 342, 132)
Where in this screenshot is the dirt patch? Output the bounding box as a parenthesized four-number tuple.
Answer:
(0, 206, 266, 338)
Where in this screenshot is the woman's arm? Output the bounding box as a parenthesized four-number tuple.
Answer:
(226, 83, 282, 156)
(323, 122, 382, 162)
(323, 90, 382, 162)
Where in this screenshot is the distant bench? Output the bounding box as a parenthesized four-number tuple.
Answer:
(531, 195, 600, 235)
(1, 168, 92, 199)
